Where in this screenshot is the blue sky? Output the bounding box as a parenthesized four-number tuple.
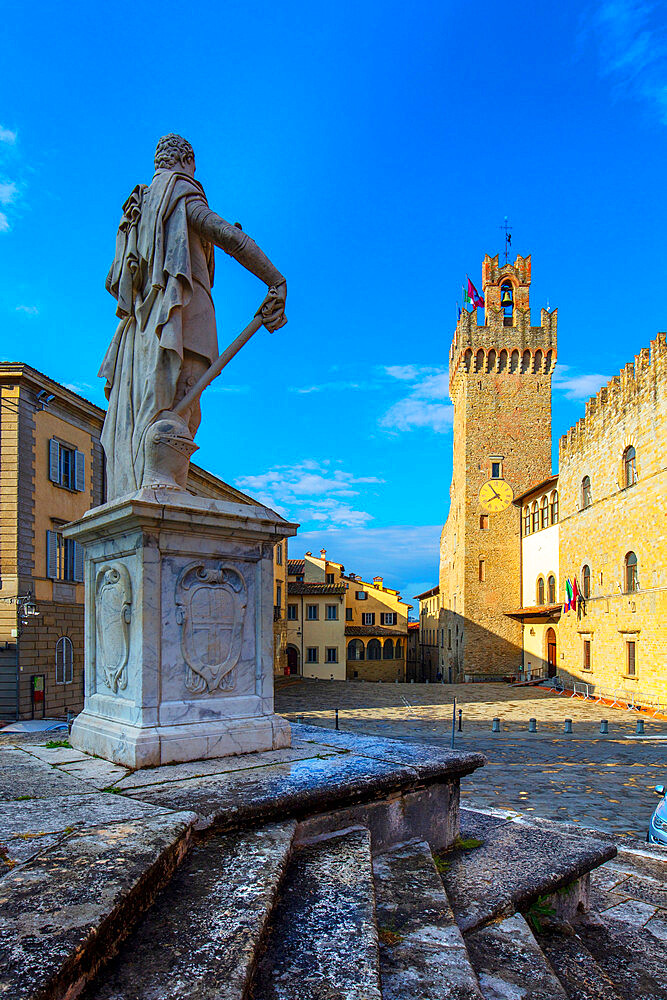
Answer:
(2, 1, 667, 607)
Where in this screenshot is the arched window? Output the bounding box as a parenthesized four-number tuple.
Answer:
(582, 564, 591, 599)
(624, 551, 638, 592)
(347, 639, 364, 661)
(581, 476, 592, 509)
(487, 349, 496, 372)
(394, 640, 403, 658)
(524, 507, 531, 535)
(383, 638, 394, 660)
(521, 350, 531, 373)
(501, 281, 514, 326)
(540, 496, 549, 528)
(547, 575, 556, 604)
(533, 350, 543, 373)
(367, 639, 381, 660)
(536, 577, 545, 605)
(474, 349, 484, 373)
(550, 491, 559, 523)
(532, 502, 539, 533)
(464, 349, 472, 372)
(510, 350, 519, 373)
(498, 349, 508, 372)
(623, 446, 637, 487)
(55, 636, 73, 684)
(545, 349, 553, 372)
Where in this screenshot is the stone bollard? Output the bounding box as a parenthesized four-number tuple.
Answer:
(600, 720, 609, 735)
(529, 718, 537, 733)
(564, 719, 573, 734)
(297, 715, 304, 725)
(492, 718, 500, 733)
(636, 718, 645, 735)
(335, 708, 339, 731)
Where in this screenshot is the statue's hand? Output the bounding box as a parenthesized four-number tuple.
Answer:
(258, 281, 287, 332)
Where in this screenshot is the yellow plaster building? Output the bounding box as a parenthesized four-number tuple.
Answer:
(286, 550, 410, 682)
(414, 585, 441, 681)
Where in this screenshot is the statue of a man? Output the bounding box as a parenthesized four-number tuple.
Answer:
(99, 133, 286, 500)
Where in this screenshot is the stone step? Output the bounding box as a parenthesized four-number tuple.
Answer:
(84, 820, 296, 1000)
(372, 840, 483, 1000)
(465, 913, 568, 1000)
(536, 921, 624, 1000)
(0, 810, 195, 1000)
(442, 808, 615, 932)
(251, 827, 382, 1000)
(575, 908, 667, 1000)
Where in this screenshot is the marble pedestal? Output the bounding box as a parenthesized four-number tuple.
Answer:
(63, 488, 297, 768)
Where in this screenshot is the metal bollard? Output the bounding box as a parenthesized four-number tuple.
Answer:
(297, 715, 304, 725)
(335, 708, 339, 731)
(636, 718, 645, 735)
(564, 718, 573, 734)
(600, 719, 609, 735)
(492, 717, 500, 733)
(529, 718, 537, 733)
(458, 708, 463, 732)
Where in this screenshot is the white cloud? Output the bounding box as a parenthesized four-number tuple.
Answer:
(0, 181, 17, 205)
(15, 305, 38, 316)
(208, 383, 249, 394)
(235, 460, 383, 529)
(293, 524, 442, 604)
(553, 365, 610, 400)
(380, 365, 453, 433)
(289, 380, 371, 394)
(0, 126, 16, 145)
(583, 1, 667, 121)
(0, 213, 9, 233)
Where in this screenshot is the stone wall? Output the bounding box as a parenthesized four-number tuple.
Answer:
(18, 599, 85, 718)
(557, 333, 667, 704)
(345, 656, 406, 683)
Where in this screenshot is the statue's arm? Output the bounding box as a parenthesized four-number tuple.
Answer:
(187, 199, 285, 287)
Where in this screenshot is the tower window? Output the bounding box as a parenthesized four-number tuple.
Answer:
(510, 350, 519, 373)
(624, 551, 638, 592)
(491, 462, 501, 479)
(478, 558, 486, 582)
(623, 446, 637, 487)
(582, 564, 591, 599)
(475, 349, 484, 373)
(498, 349, 508, 372)
(480, 514, 489, 530)
(521, 350, 531, 373)
(533, 350, 543, 373)
(626, 640, 636, 676)
(581, 476, 592, 509)
(501, 281, 513, 326)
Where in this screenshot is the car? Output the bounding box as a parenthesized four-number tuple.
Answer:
(648, 785, 667, 846)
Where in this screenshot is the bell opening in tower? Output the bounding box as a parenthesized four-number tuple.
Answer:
(501, 281, 514, 326)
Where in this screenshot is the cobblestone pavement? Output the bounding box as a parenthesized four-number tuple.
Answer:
(276, 680, 667, 841)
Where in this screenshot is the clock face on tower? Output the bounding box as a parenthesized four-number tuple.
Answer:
(479, 479, 514, 512)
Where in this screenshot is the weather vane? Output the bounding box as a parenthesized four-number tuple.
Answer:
(500, 217, 512, 264)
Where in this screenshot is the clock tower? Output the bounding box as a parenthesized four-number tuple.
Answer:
(439, 254, 557, 681)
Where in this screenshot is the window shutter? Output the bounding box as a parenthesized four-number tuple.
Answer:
(73, 541, 84, 583)
(74, 451, 86, 492)
(46, 531, 58, 579)
(48, 439, 60, 483)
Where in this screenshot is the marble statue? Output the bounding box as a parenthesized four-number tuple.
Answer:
(99, 133, 287, 499)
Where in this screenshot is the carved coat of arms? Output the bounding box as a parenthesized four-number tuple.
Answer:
(95, 563, 132, 693)
(175, 563, 247, 694)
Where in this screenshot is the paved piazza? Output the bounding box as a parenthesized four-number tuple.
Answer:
(276, 679, 667, 841)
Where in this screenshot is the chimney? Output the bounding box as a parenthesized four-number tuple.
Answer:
(320, 548, 327, 558)
(305, 551, 312, 556)
(373, 576, 383, 587)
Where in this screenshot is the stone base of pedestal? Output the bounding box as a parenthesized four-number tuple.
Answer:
(63, 486, 297, 768)
(70, 711, 292, 769)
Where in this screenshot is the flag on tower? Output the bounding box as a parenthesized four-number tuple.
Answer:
(467, 277, 484, 308)
(564, 578, 574, 612)
(463, 282, 473, 308)
(571, 577, 579, 607)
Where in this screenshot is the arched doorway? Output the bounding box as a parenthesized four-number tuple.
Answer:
(545, 628, 557, 677)
(286, 644, 300, 676)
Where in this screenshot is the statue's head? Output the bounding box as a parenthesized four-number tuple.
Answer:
(154, 134, 195, 175)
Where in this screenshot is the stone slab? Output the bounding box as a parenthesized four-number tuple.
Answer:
(466, 913, 568, 1000)
(0, 748, 91, 801)
(21, 746, 92, 765)
(534, 922, 623, 1000)
(0, 791, 171, 840)
(576, 910, 667, 1000)
(0, 810, 195, 1000)
(121, 751, 430, 832)
(442, 808, 616, 931)
(292, 722, 486, 781)
(85, 820, 296, 1000)
(373, 840, 483, 999)
(251, 827, 381, 999)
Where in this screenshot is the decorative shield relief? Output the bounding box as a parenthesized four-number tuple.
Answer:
(175, 563, 247, 694)
(95, 563, 132, 693)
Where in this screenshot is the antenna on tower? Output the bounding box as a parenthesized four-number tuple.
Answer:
(499, 217, 512, 264)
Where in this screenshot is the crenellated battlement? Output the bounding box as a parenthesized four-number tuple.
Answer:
(559, 332, 667, 459)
